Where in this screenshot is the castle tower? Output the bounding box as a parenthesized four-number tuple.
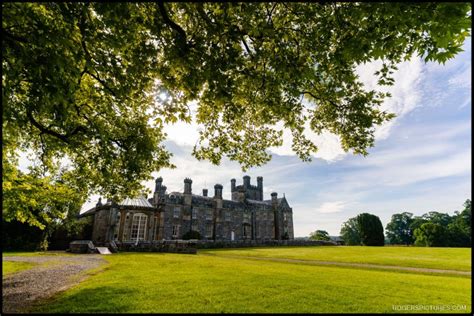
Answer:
(257, 176, 263, 201)
(231, 179, 236, 192)
(153, 177, 163, 205)
(184, 178, 192, 205)
(243, 175, 251, 188)
(235, 186, 246, 202)
(214, 184, 223, 199)
(184, 178, 192, 194)
(271, 192, 280, 240)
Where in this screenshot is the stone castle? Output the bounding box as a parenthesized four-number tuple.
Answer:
(81, 175, 294, 243)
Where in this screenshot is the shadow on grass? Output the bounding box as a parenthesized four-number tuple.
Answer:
(33, 286, 139, 313)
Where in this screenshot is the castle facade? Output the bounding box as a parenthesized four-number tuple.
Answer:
(81, 176, 294, 243)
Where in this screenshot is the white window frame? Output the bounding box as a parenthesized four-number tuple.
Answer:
(206, 224, 213, 238)
(205, 209, 213, 221)
(172, 225, 180, 237)
(130, 213, 147, 242)
(114, 212, 121, 240)
(173, 206, 181, 218)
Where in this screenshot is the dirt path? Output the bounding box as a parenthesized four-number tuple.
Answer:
(204, 254, 471, 276)
(2, 254, 107, 313)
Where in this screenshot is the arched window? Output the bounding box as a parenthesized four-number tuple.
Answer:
(131, 213, 147, 242)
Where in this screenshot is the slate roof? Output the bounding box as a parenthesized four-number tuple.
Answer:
(79, 196, 154, 217)
(246, 199, 272, 205)
(119, 196, 153, 208)
(263, 198, 284, 204)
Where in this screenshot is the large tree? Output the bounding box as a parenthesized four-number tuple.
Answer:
(385, 212, 414, 245)
(340, 217, 361, 246)
(356, 213, 385, 246)
(3, 3, 471, 228)
(414, 222, 446, 247)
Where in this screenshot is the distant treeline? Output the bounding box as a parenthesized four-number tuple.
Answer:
(335, 199, 471, 247)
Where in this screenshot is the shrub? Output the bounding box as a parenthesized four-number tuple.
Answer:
(182, 230, 202, 240)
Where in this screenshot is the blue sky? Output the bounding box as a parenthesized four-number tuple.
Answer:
(76, 38, 471, 237)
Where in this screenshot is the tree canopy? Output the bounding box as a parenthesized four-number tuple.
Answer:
(385, 200, 471, 247)
(2, 3, 471, 228)
(385, 212, 414, 245)
(309, 229, 330, 241)
(340, 217, 361, 246)
(356, 213, 385, 246)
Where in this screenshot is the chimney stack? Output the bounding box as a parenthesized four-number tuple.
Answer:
(214, 184, 223, 199)
(271, 192, 278, 205)
(184, 178, 192, 194)
(203, 189, 208, 197)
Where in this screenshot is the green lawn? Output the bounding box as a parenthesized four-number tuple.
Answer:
(203, 246, 471, 271)
(3, 261, 36, 276)
(34, 247, 471, 313)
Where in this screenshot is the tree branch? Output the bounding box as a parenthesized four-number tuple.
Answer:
(3, 30, 28, 43)
(27, 109, 87, 144)
(85, 70, 117, 97)
(157, 2, 188, 51)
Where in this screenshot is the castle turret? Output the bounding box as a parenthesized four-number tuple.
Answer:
(214, 184, 223, 199)
(184, 178, 192, 194)
(257, 176, 263, 201)
(160, 185, 167, 196)
(271, 192, 280, 240)
(271, 192, 278, 205)
(155, 177, 163, 192)
(154, 177, 164, 205)
(243, 175, 251, 188)
(236, 186, 246, 202)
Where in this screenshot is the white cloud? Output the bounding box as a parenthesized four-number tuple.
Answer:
(270, 56, 426, 161)
(448, 65, 471, 89)
(317, 201, 348, 214)
(268, 125, 347, 162)
(356, 57, 424, 140)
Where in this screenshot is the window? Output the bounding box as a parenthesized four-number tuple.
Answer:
(192, 208, 198, 219)
(283, 212, 289, 221)
(114, 212, 121, 240)
(192, 224, 198, 232)
(243, 224, 250, 238)
(205, 209, 213, 220)
(130, 213, 147, 242)
(173, 206, 181, 218)
(206, 224, 213, 238)
(224, 211, 231, 221)
(243, 212, 250, 223)
(172, 225, 180, 237)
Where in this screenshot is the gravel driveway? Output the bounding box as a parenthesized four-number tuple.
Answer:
(2, 254, 106, 313)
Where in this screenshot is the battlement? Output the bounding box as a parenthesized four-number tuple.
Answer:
(231, 176, 264, 201)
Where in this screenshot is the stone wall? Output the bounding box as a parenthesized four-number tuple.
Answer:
(112, 239, 336, 253)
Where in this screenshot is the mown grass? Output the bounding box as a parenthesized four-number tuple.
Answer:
(202, 246, 471, 271)
(35, 251, 471, 314)
(3, 261, 37, 276)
